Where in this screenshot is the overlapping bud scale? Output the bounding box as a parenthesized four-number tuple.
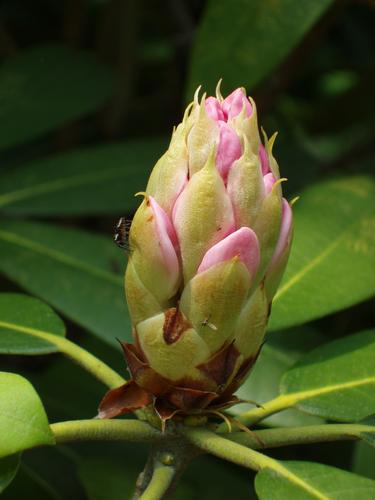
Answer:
(99, 85, 294, 423)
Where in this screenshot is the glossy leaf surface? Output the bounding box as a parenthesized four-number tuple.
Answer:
(0, 221, 130, 346)
(256, 461, 375, 499)
(281, 329, 375, 421)
(0, 372, 54, 458)
(0, 140, 164, 216)
(187, 0, 332, 96)
(0, 293, 65, 355)
(0, 45, 113, 150)
(270, 176, 375, 330)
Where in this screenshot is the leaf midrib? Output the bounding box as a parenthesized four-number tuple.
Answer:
(283, 376, 375, 405)
(273, 213, 370, 304)
(0, 320, 61, 347)
(0, 229, 123, 286)
(266, 464, 329, 500)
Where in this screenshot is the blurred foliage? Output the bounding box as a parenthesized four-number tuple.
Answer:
(0, 0, 374, 498)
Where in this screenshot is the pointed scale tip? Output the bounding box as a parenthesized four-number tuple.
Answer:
(216, 79, 223, 101)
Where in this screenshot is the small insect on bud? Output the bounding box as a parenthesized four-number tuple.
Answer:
(99, 84, 294, 427)
(114, 217, 132, 251)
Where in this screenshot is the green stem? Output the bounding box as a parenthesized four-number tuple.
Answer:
(54, 336, 125, 389)
(181, 427, 329, 499)
(237, 376, 375, 426)
(0, 320, 125, 389)
(182, 426, 268, 471)
(227, 423, 373, 449)
(236, 394, 297, 426)
(133, 440, 200, 500)
(139, 462, 176, 500)
(51, 419, 162, 443)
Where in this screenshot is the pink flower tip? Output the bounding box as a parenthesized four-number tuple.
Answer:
(268, 199, 293, 271)
(222, 88, 252, 120)
(263, 172, 276, 196)
(205, 97, 225, 121)
(259, 144, 270, 175)
(197, 227, 260, 278)
(148, 196, 179, 279)
(216, 121, 242, 182)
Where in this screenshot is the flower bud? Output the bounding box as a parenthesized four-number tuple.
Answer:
(99, 84, 294, 423)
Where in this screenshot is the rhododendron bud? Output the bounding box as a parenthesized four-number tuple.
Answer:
(99, 84, 294, 424)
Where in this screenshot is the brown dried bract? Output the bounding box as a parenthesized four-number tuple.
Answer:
(198, 341, 240, 387)
(97, 380, 152, 419)
(163, 307, 191, 345)
(120, 341, 172, 396)
(166, 385, 218, 412)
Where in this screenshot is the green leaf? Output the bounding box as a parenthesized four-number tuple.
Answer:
(19, 447, 85, 499)
(77, 457, 139, 500)
(280, 329, 375, 422)
(0, 139, 164, 216)
(0, 372, 54, 458)
(186, 0, 333, 97)
(0, 44, 113, 150)
(352, 442, 375, 480)
(0, 455, 20, 494)
(0, 294, 65, 355)
(359, 416, 375, 446)
(269, 176, 375, 331)
(256, 461, 375, 499)
(1, 463, 59, 500)
(0, 221, 130, 347)
(232, 328, 325, 426)
(360, 431, 375, 448)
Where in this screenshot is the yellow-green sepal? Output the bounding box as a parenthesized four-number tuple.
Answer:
(230, 96, 261, 155)
(233, 285, 269, 360)
(129, 197, 180, 304)
(136, 312, 213, 387)
(146, 123, 188, 216)
(173, 150, 235, 282)
(227, 138, 265, 228)
(187, 95, 219, 176)
(253, 184, 282, 276)
(180, 258, 251, 355)
(125, 258, 163, 325)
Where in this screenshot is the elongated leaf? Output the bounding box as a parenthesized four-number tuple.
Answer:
(0, 455, 19, 494)
(0, 44, 113, 150)
(269, 176, 375, 331)
(232, 328, 325, 426)
(360, 432, 375, 448)
(280, 329, 375, 421)
(256, 461, 375, 499)
(0, 372, 54, 458)
(352, 442, 375, 480)
(77, 458, 139, 500)
(186, 0, 332, 96)
(0, 139, 164, 216)
(19, 448, 86, 499)
(0, 221, 130, 346)
(0, 294, 65, 355)
(1, 463, 59, 500)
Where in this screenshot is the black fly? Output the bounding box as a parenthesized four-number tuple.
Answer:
(114, 217, 132, 251)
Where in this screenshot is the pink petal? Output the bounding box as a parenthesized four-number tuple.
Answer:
(268, 199, 293, 270)
(149, 196, 179, 275)
(222, 88, 252, 120)
(259, 144, 270, 175)
(205, 97, 225, 122)
(216, 121, 242, 182)
(263, 172, 276, 196)
(197, 227, 260, 278)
